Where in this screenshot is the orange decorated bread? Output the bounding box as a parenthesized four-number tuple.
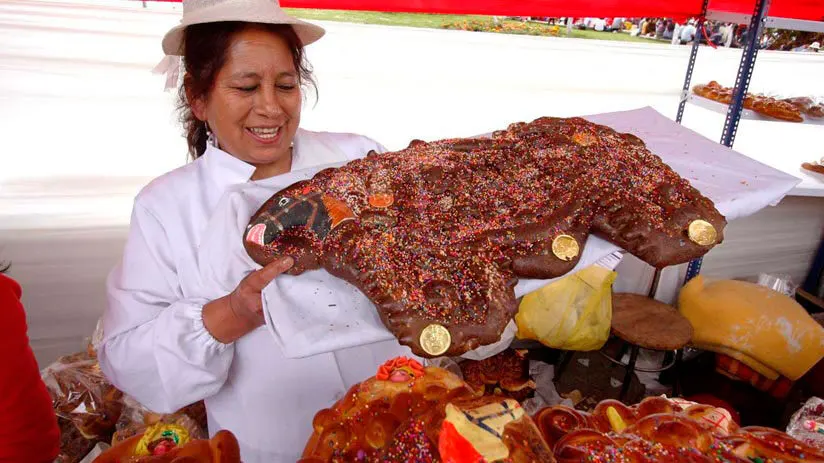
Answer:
(299, 356, 553, 462)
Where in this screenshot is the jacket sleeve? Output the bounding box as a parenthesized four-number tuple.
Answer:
(0, 275, 60, 462)
(97, 202, 234, 413)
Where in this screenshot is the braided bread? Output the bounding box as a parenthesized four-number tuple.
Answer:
(692, 82, 806, 122)
(802, 158, 824, 175)
(534, 397, 824, 462)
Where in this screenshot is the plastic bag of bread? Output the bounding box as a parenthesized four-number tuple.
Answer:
(179, 400, 208, 433)
(112, 395, 155, 446)
(55, 417, 99, 463)
(515, 265, 616, 351)
(40, 350, 123, 441)
(787, 397, 824, 451)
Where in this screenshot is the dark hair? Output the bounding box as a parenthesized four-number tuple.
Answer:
(0, 261, 9, 274)
(177, 22, 317, 159)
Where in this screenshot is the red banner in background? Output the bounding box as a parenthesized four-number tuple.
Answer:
(279, 0, 824, 21)
(150, 0, 824, 22)
(279, 0, 705, 20)
(709, 0, 824, 21)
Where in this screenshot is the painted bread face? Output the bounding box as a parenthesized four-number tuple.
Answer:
(244, 116, 726, 357)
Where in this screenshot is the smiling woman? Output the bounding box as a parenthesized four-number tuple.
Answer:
(179, 22, 317, 180)
(96, 1, 415, 462)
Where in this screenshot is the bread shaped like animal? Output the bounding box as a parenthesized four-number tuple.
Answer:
(245, 116, 726, 357)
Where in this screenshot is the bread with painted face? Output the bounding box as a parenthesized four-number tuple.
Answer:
(93, 428, 240, 463)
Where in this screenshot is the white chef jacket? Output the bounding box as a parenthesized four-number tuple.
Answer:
(98, 128, 416, 462)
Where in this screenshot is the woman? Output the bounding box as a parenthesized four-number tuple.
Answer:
(664, 21, 675, 41)
(98, 0, 413, 461)
(0, 263, 60, 462)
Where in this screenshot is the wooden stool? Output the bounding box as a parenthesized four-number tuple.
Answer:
(607, 293, 694, 401)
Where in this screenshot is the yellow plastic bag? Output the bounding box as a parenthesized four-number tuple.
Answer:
(515, 266, 616, 351)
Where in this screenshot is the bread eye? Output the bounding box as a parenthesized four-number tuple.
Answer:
(278, 197, 290, 207)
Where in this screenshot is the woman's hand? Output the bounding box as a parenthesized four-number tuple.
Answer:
(202, 256, 294, 344)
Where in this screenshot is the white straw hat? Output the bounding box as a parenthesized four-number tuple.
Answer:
(162, 0, 326, 56)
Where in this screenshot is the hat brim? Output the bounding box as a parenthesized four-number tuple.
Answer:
(162, 15, 325, 56)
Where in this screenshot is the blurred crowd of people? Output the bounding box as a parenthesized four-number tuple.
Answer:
(762, 30, 822, 52)
(511, 16, 821, 53)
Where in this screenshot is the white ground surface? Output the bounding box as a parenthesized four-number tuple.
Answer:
(2, 0, 823, 366)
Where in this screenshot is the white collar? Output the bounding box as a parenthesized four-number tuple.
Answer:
(199, 132, 306, 189)
(201, 141, 256, 188)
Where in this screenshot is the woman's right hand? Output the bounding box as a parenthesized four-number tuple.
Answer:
(202, 256, 294, 344)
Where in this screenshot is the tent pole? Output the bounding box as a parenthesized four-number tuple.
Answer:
(648, 268, 662, 298)
(676, 0, 710, 124)
(668, 0, 712, 295)
(683, 0, 771, 286)
(719, 0, 772, 148)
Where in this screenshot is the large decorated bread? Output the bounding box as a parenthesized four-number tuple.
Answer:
(534, 396, 824, 462)
(299, 356, 554, 462)
(244, 116, 725, 357)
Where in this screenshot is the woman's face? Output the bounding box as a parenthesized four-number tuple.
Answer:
(193, 27, 301, 173)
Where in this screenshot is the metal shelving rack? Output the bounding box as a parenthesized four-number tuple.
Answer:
(634, 4, 824, 395)
(673, 0, 824, 286)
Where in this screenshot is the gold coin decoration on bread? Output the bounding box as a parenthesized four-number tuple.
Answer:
(688, 220, 718, 246)
(419, 324, 451, 356)
(552, 234, 580, 261)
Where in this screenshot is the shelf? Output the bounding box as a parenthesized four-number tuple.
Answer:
(705, 10, 824, 34)
(765, 17, 824, 34)
(686, 94, 824, 126)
